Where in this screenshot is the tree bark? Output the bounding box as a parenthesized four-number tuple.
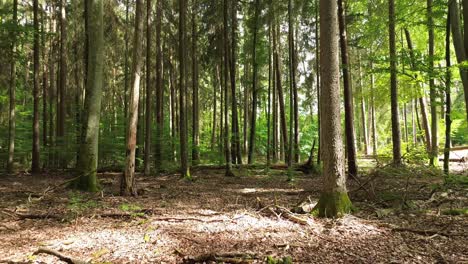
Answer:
(122, 0, 144, 195)
(192, 3, 200, 165)
(154, 0, 163, 169)
(288, 0, 299, 165)
(248, 0, 260, 164)
(313, 0, 352, 218)
(315, 0, 321, 164)
(444, 6, 452, 174)
(58, 0, 67, 163)
(230, 0, 242, 165)
(75, 0, 104, 192)
(338, 0, 358, 177)
(370, 60, 377, 155)
(427, 0, 438, 166)
(144, 0, 152, 176)
(357, 53, 370, 155)
(450, 0, 468, 119)
(223, 0, 233, 176)
(7, 0, 18, 173)
(389, 0, 402, 165)
(179, 0, 190, 179)
(32, 0, 41, 173)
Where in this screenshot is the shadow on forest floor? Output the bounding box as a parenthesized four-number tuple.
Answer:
(0, 163, 467, 263)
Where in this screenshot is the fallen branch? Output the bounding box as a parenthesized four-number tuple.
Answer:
(182, 252, 257, 264)
(15, 212, 62, 220)
(392, 227, 452, 237)
(33, 248, 87, 264)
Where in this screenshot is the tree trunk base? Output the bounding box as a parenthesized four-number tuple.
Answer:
(312, 191, 352, 218)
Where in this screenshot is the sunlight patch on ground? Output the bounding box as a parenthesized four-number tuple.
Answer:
(232, 188, 304, 194)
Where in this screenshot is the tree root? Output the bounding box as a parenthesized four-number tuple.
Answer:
(182, 252, 257, 264)
(33, 248, 87, 264)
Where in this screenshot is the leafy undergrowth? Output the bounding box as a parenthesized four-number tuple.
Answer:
(0, 164, 467, 263)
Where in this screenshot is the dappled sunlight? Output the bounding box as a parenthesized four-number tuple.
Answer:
(233, 187, 305, 194)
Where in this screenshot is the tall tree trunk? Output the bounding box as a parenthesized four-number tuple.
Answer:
(211, 66, 218, 151)
(288, 0, 299, 165)
(223, 0, 234, 176)
(404, 29, 432, 152)
(428, 0, 438, 166)
(179, 0, 190, 179)
(121, 0, 144, 196)
(315, 0, 321, 164)
(243, 59, 248, 157)
(370, 61, 377, 155)
(74, 0, 104, 192)
(7, 0, 18, 173)
(124, 0, 129, 139)
(155, 0, 163, 169)
(42, 6, 48, 150)
(267, 18, 272, 167)
(357, 53, 370, 155)
(230, 0, 242, 164)
(273, 20, 289, 164)
(32, 0, 41, 173)
(248, 0, 260, 164)
(144, 0, 152, 175)
(48, 9, 56, 168)
(192, 4, 200, 165)
(58, 0, 67, 163)
(338, 0, 358, 177)
(444, 6, 452, 174)
(450, 0, 468, 119)
(313, 0, 352, 218)
(389, 0, 402, 165)
(272, 31, 278, 163)
(169, 52, 176, 161)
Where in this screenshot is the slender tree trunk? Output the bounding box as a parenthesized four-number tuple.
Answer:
(41, 7, 48, 150)
(192, 4, 200, 165)
(288, 0, 299, 164)
(272, 33, 278, 163)
(223, 0, 233, 176)
(243, 60, 248, 157)
(248, 0, 260, 164)
(404, 29, 432, 152)
(211, 67, 218, 151)
(48, 9, 56, 168)
(169, 53, 176, 161)
(389, 0, 402, 165)
(444, 7, 452, 174)
(155, 0, 163, 169)
(267, 20, 272, 167)
(314, 0, 352, 218)
(428, 0, 438, 166)
(124, 0, 129, 139)
(370, 61, 377, 155)
(273, 20, 289, 164)
(58, 0, 67, 163)
(357, 53, 369, 155)
(7, 0, 18, 173)
(144, 0, 152, 175)
(338, 0, 358, 177)
(450, 0, 468, 119)
(32, 0, 41, 173)
(230, 0, 242, 165)
(179, 0, 190, 179)
(121, 0, 144, 196)
(315, 0, 321, 164)
(411, 100, 417, 145)
(74, 0, 104, 192)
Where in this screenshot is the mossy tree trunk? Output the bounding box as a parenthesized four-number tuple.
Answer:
(75, 0, 104, 192)
(313, 0, 352, 218)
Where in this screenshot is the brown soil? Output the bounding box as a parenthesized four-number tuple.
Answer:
(0, 166, 467, 263)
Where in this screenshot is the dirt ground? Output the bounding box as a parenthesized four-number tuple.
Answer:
(0, 164, 467, 263)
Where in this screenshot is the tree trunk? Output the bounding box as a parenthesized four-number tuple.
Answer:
(223, 0, 233, 176)
(357, 53, 370, 155)
(404, 29, 432, 152)
(273, 20, 289, 164)
(230, 0, 242, 165)
(370, 61, 377, 155)
(41, 7, 48, 151)
(313, 0, 352, 218)
(428, 0, 438, 166)
(248, 0, 260, 164)
(124, 0, 129, 140)
(338, 0, 358, 177)
(315, 0, 321, 164)
(389, 0, 402, 165)
(192, 4, 200, 165)
(179, 0, 190, 179)
(121, 0, 144, 196)
(155, 0, 163, 169)
(32, 0, 41, 173)
(74, 0, 104, 192)
(7, 0, 18, 173)
(444, 6, 452, 174)
(267, 18, 272, 167)
(144, 0, 152, 176)
(169, 52, 176, 161)
(58, 0, 67, 164)
(288, 0, 299, 165)
(450, 0, 468, 119)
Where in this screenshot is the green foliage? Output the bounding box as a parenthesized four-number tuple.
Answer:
(441, 208, 468, 216)
(67, 191, 99, 215)
(267, 256, 293, 264)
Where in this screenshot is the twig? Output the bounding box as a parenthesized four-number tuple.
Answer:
(33, 248, 87, 264)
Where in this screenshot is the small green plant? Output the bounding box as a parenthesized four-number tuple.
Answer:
(441, 208, 468, 216)
(119, 203, 145, 217)
(267, 256, 293, 264)
(67, 191, 99, 215)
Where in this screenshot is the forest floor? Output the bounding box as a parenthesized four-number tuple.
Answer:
(0, 161, 467, 264)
